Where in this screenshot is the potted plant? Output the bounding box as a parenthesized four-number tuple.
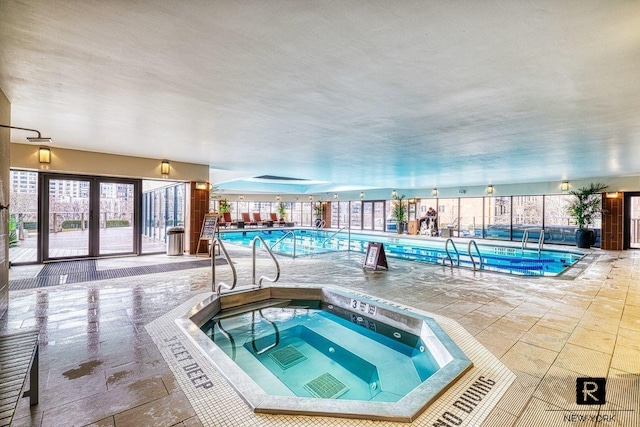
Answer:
(392, 194, 407, 234)
(277, 202, 287, 221)
(218, 199, 232, 214)
(567, 183, 608, 248)
(313, 202, 323, 228)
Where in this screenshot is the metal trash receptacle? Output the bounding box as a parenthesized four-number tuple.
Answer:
(167, 226, 184, 256)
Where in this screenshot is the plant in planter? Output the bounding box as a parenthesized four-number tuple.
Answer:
(277, 202, 287, 221)
(567, 182, 608, 248)
(313, 202, 323, 228)
(392, 194, 407, 234)
(218, 199, 232, 214)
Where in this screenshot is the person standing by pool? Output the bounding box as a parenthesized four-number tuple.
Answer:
(427, 207, 438, 234)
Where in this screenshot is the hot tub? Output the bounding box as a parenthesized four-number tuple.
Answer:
(177, 286, 472, 422)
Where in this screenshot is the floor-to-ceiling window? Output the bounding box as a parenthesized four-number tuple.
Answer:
(9, 170, 39, 264)
(485, 196, 511, 240)
(141, 181, 185, 254)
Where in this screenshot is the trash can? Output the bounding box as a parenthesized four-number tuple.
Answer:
(166, 226, 184, 256)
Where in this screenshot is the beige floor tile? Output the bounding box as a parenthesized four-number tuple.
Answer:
(496, 369, 542, 417)
(578, 312, 620, 335)
(616, 327, 640, 350)
(481, 407, 517, 427)
(532, 365, 585, 410)
(513, 397, 576, 427)
(113, 390, 197, 427)
(610, 344, 640, 375)
(566, 326, 616, 354)
(500, 342, 557, 379)
(553, 343, 611, 378)
(535, 312, 580, 333)
(520, 325, 571, 353)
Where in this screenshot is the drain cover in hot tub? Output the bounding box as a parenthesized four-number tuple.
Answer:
(269, 345, 307, 370)
(304, 372, 350, 399)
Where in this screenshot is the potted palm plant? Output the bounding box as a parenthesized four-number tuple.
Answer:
(392, 194, 407, 234)
(567, 183, 608, 248)
(277, 202, 287, 221)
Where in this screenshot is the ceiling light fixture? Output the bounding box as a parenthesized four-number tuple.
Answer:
(0, 124, 52, 143)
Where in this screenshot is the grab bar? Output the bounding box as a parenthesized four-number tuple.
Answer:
(444, 238, 460, 266)
(321, 227, 345, 245)
(270, 230, 297, 258)
(216, 320, 237, 360)
(212, 238, 238, 295)
(252, 236, 281, 287)
(468, 239, 483, 271)
(251, 310, 280, 355)
(521, 228, 545, 258)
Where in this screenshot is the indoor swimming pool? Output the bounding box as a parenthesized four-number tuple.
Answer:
(219, 228, 584, 276)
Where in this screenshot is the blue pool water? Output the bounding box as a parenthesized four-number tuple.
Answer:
(219, 229, 583, 276)
(200, 300, 440, 402)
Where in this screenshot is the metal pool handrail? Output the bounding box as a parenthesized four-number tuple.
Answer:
(216, 320, 237, 360)
(270, 230, 297, 258)
(444, 238, 460, 266)
(522, 228, 545, 257)
(321, 227, 346, 245)
(212, 238, 238, 295)
(251, 310, 280, 355)
(252, 236, 281, 287)
(468, 239, 483, 271)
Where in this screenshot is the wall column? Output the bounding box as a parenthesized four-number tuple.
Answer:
(186, 182, 210, 254)
(601, 194, 623, 250)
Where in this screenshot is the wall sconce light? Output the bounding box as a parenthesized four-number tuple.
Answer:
(39, 147, 51, 164)
(309, 195, 313, 201)
(606, 192, 620, 199)
(333, 193, 338, 200)
(561, 181, 569, 192)
(360, 192, 364, 199)
(195, 182, 210, 190)
(276, 195, 281, 201)
(391, 190, 397, 198)
(486, 185, 494, 194)
(239, 194, 244, 201)
(432, 188, 438, 196)
(161, 160, 170, 175)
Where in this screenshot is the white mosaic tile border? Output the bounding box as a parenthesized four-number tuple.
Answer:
(146, 285, 515, 426)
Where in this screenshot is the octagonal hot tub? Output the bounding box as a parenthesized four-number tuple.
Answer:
(177, 286, 472, 422)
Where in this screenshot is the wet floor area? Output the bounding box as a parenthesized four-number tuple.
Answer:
(1, 246, 639, 426)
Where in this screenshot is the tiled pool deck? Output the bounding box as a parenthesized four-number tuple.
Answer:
(2, 244, 639, 426)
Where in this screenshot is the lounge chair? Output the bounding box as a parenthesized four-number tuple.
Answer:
(252, 212, 266, 227)
(241, 212, 257, 227)
(219, 212, 237, 228)
(270, 212, 286, 227)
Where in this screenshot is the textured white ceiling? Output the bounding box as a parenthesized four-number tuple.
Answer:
(1, 1, 640, 194)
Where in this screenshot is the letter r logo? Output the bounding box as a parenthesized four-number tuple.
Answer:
(576, 378, 606, 405)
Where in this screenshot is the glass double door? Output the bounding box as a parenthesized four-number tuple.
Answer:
(361, 201, 386, 231)
(41, 174, 140, 261)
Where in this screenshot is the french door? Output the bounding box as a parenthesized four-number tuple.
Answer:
(40, 174, 141, 261)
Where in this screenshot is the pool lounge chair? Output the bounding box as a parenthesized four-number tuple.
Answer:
(252, 212, 267, 227)
(219, 212, 237, 228)
(270, 212, 286, 226)
(241, 212, 258, 227)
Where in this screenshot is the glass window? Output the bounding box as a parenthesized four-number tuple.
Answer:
(9, 170, 39, 264)
(438, 198, 458, 236)
(485, 196, 511, 240)
(513, 195, 543, 242)
(459, 197, 483, 238)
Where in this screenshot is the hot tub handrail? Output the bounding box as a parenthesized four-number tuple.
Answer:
(270, 230, 297, 258)
(444, 238, 460, 267)
(251, 310, 280, 355)
(216, 320, 237, 360)
(321, 227, 346, 246)
(252, 236, 281, 287)
(468, 239, 483, 271)
(212, 238, 238, 295)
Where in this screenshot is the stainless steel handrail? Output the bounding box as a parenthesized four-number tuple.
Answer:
(251, 310, 280, 355)
(270, 230, 297, 258)
(216, 320, 237, 360)
(444, 238, 460, 266)
(252, 236, 281, 287)
(212, 238, 238, 295)
(321, 227, 345, 245)
(522, 228, 545, 258)
(468, 239, 483, 271)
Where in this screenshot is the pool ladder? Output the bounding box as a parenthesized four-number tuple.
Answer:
(444, 238, 483, 271)
(271, 230, 297, 258)
(522, 228, 545, 258)
(211, 236, 280, 295)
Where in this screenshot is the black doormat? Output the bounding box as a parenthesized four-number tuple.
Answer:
(9, 258, 226, 291)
